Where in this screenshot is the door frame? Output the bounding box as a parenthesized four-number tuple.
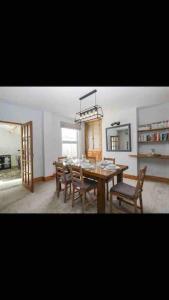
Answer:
(0, 119, 34, 192)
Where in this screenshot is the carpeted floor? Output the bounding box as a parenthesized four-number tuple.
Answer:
(0, 167, 21, 181)
(0, 178, 169, 213)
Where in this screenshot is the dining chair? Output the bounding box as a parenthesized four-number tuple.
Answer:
(104, 157, 115, 201)
(109, 166, 147, 213)
(70, 165, 97, 213)
(55, 162, 72, 202)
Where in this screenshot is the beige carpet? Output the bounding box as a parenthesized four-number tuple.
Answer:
(0, 167, 21, 181)
(0, 178, 169, 213)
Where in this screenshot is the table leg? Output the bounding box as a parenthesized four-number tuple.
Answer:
(117, 171, 123, 183)
(97, 178, 105, 213)
(117, 171, 123, 204)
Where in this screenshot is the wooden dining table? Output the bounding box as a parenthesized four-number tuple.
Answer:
(54, 160, 128, 213)
(56, 160, 128, 213)
(81, 164, 128, 213)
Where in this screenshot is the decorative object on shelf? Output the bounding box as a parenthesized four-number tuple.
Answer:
(138, 120, 169, 131)
(138, 120, 169, 142)
(110, 121, 120, 127)
(138, 131, 169, 143)
(74, 89, 103, 124)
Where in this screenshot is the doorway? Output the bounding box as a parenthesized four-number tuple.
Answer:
(0, 120, 34, 192)
(0, 122, 21, 191)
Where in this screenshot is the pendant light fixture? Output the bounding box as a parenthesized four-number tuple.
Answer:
(74, 89, 103, 124)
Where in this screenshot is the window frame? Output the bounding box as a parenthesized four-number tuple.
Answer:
(61, 127, 79, 158)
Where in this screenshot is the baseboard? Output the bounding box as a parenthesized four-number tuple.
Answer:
(33, 175, 55, 183)
(145, 175, 169, 184)
(34, 173, 169, 184)
(123, 173, 169, 184)
(123, 174, 138, 180)
(33, 177, 44, 183)
(43, 175, 55, 181)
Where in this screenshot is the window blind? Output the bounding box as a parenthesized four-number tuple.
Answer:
(60, 121, 81, 130)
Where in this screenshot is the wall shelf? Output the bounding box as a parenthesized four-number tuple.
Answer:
(138, 127, 169, 133)
(129, 154, 169, 159)
(138, 141, 169, 144)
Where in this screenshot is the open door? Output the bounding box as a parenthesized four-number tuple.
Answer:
(21, 121, 34, 192)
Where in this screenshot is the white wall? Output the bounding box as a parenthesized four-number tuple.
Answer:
(0, 102, 44, 178)
(102, 107, 138, 175)
(0, 127, 21, 167)
(0, 102, 83, 178)
(43, 111, 77, 177)
(2, 98, 168, 180)
(138, 102, 169, 178)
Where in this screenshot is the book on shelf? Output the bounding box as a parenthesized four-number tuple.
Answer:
(138, 131, 169, 142)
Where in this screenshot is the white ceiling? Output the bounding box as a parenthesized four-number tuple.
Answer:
(0, 87, 169, 118)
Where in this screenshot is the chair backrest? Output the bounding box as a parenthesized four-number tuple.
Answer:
(70, 165, 84, 187)
(87, 156, 96, 163)
(58, 156, 67, 162)
(135, 166, 147, 197)
(104, 157, 115, 164)
(55, 162, 67, 182)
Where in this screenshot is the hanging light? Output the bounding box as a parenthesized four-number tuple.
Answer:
(74, 89, 103, 124)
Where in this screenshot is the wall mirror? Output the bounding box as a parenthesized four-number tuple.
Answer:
(106, 123, 131, 152)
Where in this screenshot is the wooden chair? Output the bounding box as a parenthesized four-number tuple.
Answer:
(58, 156, 67, 162)
(104, 157, 115, 200)
(55, 162, 72, 202)
(70, 165, 97, 213)
(109, 166, 147, 213)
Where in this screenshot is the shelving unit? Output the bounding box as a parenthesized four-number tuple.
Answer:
(0, 155, 11, 170)
(129, 120, 169, 183)
(138, 120, 169, 143)
(138, 127, 169, 133)
(129, 154, 169, 159)
(138, 141, 169, 144)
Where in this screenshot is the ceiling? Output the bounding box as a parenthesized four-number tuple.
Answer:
(0, 87, 169, 118)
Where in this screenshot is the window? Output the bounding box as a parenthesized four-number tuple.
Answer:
(61, 128, 78, 157)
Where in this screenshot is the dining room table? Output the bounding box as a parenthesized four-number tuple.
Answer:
(60, 159, 128, 213)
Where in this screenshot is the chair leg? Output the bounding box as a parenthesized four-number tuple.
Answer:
(134, 200, 137, 213)
(82, 193, 85, 213)
(68, 183, 71, 200)
(106, 182, 109, 201)
(72, 187, 75, 207)
(56, 179, 58, 196)
(110, 192, 113, 213)
(64, 183, 67, 203)
(57, 181, 61, 198)
(139, 193, 143, 214)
